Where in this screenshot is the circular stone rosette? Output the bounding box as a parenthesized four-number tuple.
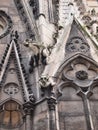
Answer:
(76, 70, 88, 80)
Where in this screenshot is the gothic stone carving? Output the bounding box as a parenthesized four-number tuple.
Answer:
(24, 39, 53, 72)
(23, 101, 34, 115)
(47, 97, 57, 111)
(74, 0, 86, 15)
(82, 10, 98, 39)
(39, 76, 56, 88)
(62, 58, 97, 87)
(82, 15, 92, 29)
(56, 55, 98, 101)
(4, 83, 19, 96)
(0, 10, 13, 39)
(76, 70, 88, 80)
(66, 37, 90, 53)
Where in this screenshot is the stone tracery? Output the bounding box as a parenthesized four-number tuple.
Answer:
(66, 37, 90, 53)
(0, 0, 98, 130)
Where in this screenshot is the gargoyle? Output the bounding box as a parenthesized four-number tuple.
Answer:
(39, 75, 56, 88)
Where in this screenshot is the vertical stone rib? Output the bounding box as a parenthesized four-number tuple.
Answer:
(48, 0, 54, 23)
(25, 115, 31, 130)
(55, 105, 60, 130)
(83, 95, 94, 130)
(34, 67, 40, 99)
(23, 102, 34, 130)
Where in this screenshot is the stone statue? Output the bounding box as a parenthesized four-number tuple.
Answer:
(23, 39, 52, 72)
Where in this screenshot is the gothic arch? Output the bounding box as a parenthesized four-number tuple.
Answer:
(55, 53, 98, 98)
(55, 53, 98, 78)
(0, 98, 23, 106)
(57, 80, 87, 130)
(55, 53, 98, 130)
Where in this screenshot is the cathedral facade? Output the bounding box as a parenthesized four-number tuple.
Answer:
(0, 0, 98, 130)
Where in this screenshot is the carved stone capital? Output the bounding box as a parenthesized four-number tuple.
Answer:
(47, 97, 57, 111)
(23, 101, 35, 115)
(29, 94, 35, 103)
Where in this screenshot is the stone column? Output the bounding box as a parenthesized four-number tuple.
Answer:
(47, 96, 57, 130)
(23, 102, 34, 130)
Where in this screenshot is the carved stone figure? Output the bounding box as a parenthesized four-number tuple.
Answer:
(39, 75, 56, 88)
(0, 0, 98, 130)
(24, 39, 53, 72)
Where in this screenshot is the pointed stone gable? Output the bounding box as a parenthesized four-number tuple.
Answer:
(65, 19, 91, 57)
(0, 33, 35, 103)
(0, 58, 24, 102)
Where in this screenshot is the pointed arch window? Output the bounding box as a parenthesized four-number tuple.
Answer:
(0, 100, 23, 129)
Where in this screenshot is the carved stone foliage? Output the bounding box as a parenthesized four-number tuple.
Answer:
(0, 10, 13, 39)
(82, 15, 92, 28)
(23, 101, 34, 115)
(66, 37, 90, 54)
(82, 9, 98, 39)
(47, 97, 57, 111)
(74, 0, 86, 15)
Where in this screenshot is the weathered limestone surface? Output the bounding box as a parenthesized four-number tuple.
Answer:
(0, 0, 98, 130)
